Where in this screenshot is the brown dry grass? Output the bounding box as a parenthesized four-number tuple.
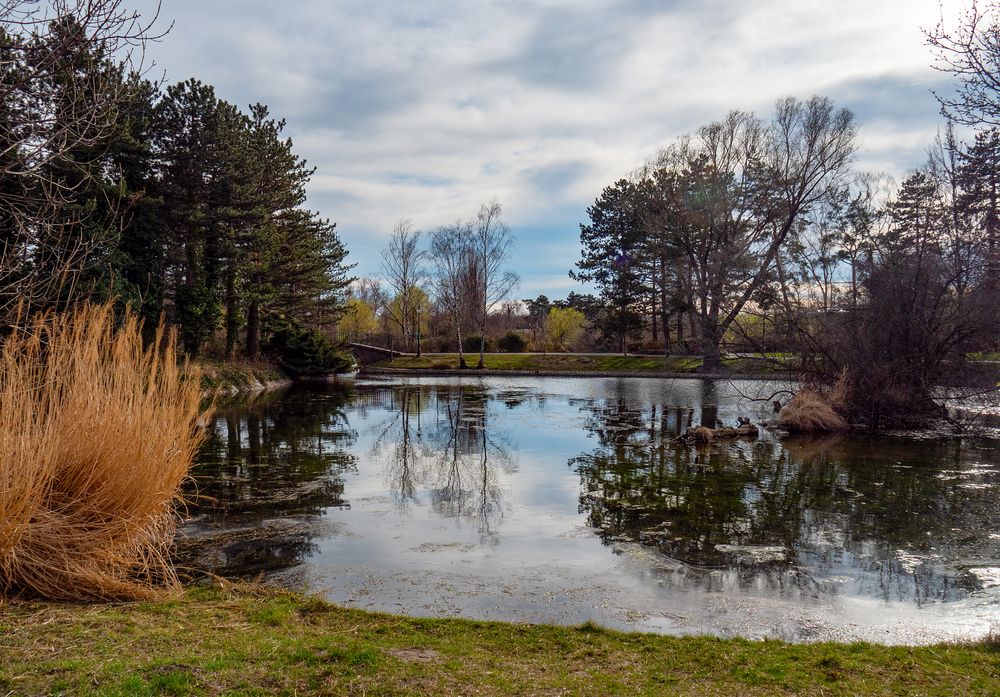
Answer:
(0, 304, 205, 600)
(687, 426, 715, 443)
(777, 390, 848, 434)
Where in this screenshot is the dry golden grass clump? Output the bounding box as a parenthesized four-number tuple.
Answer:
(686, 426, 715, 443)
(0, 304, 204, 601)
(777, 390, 848, 434)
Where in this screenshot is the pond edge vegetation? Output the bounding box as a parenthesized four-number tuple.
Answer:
(0, 304, 204, 601)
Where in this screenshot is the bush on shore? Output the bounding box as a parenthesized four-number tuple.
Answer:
(264, 315, 354, 376)
(0, 304, 204, 600)
(497, 331, 527, 353)
(462, 334, 492, 354)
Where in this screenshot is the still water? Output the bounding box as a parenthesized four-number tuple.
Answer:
(178, 376, 1000, 643)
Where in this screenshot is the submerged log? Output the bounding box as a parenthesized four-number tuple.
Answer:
(676, 424, 758, 443)
(712, 425, 759, 438)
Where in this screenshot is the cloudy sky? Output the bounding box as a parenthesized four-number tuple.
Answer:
(135, 0, 963, 298)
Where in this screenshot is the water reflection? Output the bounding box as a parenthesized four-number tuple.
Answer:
(175, 376, 1000, 638)
(177, 386, 358, 577)
(571, 396, 1000, 605)
(178, 382, 517, 577)
(368, 383, 515, 538)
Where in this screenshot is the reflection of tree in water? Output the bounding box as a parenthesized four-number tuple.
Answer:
(177, 384, 359, 578)
(571, 394, 1000, 604)
(367, 383, 515, 537)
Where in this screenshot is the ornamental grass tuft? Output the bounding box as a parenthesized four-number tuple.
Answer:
(0, 304, 204, 600)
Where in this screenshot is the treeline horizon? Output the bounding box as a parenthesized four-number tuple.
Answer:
(574, 100, 998, 347)
(343, 1, 1000, 426)
(4, 0, 1000, 410)
(348, 98, 999, 363)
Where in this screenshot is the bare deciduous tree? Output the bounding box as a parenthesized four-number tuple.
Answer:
(378, 219, 425, 351)
(470, 200, 518, 368)
(429, 221, 475, 368)
(648, 96, 857, 371)
(926, 0, 1000, 126)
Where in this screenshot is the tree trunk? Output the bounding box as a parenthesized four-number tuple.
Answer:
(620, 299, 628, 356)
(651, 290, 658, 343)
(402, 290, 411, 353)
(457, 324, 468, 369)
(246, 296, 260, 360)
(182, 240, 200, 357)
(659, 257, 670, 355)
(224, 264, 238, 361)
(700, 309, 723, 373)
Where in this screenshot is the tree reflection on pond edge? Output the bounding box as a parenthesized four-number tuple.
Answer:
(174, 377, 1000, 634)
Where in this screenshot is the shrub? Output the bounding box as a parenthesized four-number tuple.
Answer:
(462, 335, 492, 354)
(777, 390, 848, 433)
(497, 331, 527, 353)
(265, 315, 354, 376)
(0, 304, 204, 600)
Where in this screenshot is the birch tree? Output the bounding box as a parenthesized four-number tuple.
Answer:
(469, 200, 518, 368)
(429, 221, 475, 368)
(378, 219, 425, 352)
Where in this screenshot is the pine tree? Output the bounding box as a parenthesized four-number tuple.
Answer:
(105, 76, 169, 333)
(959, 128, 1000, 285)
(155, 79, 225, 356)
(571, 178, 647, 354)
(885, 172, 944, 256)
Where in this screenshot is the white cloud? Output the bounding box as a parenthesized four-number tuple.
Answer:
(136, 0, 970, 296)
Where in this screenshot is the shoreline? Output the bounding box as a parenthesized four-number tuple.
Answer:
(361, 366, 796, 381)
(196, 359, 294, 398)
(2, 586, 997, 695)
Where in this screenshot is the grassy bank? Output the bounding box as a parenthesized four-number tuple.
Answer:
(1, 587, 996, 696)
(196, 359, 291, 395)
(370, 353, 786, 374)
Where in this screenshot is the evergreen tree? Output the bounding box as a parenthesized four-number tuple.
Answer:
(571, 178, 647, 354)
(155, 78, 225, 356)
(236, 105, 317, 358)
(104, 76, 169, 333)
(959, 128, 1000, 285)
(885, 172, 944, 255)
(267, 209, 353, 333)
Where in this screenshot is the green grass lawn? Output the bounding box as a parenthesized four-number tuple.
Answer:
(0, 586, 996, 696)
(970, 352, 1000, 361)
(371, 353, 788, 375)
(373, 353, 701, 372)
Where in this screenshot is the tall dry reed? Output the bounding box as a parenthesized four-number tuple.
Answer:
(777, 390, 848, 434)
(0, 304, 204, 600)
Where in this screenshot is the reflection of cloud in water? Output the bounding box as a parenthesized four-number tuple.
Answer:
(179, 376, 1000, 642)
(366, 383, 516, 536)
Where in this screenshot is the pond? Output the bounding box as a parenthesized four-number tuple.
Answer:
(177, 376, 1000, 644)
